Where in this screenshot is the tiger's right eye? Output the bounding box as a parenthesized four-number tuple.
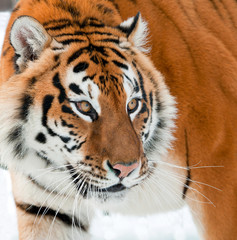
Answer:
(74, 101, 98, 122)
(76, 101, 92, 114)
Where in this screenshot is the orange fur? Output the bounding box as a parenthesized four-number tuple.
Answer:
(0, 0, 237, 240)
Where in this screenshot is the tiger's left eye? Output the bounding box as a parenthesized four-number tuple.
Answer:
(127, 98, 139, 114)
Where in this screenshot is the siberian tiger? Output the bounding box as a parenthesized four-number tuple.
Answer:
(0, 0, 236, 239)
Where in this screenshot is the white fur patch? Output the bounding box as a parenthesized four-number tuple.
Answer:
(120, 15, 150, 53)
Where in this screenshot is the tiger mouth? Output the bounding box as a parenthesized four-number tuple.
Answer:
(100, 183, 127, 193)
(78, 183, 135, 199)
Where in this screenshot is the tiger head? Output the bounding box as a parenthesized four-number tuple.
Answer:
(0, 13, 176, 203)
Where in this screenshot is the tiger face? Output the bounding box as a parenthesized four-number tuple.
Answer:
(0, 13, 176, 204)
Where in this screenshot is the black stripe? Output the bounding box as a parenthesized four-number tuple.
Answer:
(112, 60, 128, 70)
(61, 117, 75, 128)
(140, 103, 148, 114)
(19, 94, 33, 121)
(55, 31, 113, 38)
(77, 140, 86, 150)
(16, 203, 87, 231)
(68, 49, 84, 64)
(13, 142, 26, 159)
(29, 77, 37, 88)
(43, 19, 71, 27)
(86, 31, 113, 36)
(73, 62, 89, 73)
(53, 73, 66, 104)
(42, 96, 74, 142)
(51, 62, 60, 71)
(124, 74, 133, 84)
(149, 92, 153, 109)
(7, 126, 22, 143)
(45, 23, 73, 31)
(36, 151, 53, 166)
(90, 55, 100, 64)
(60, 136, 71, 143)
(62, 105, 75, 115)
(69, 83, 84, 95)
(182, 129, 191, 199)
(137, 70, 147, 102)
(7, 126, 26, 159)
(54, 2, 80, 18)
(51, 47, 64, 51)
(68, 45, 108, 64)
(157, 119, 165, 129)
(81, 17, 104, 28)
(60, 39, 86, 45)
(90, 45, 108, 56)
(98, 38, 119, 44)
(42, 95, 56, 135)
(84, 21, 105, 28)
(82, 74, 96, 82)
(110, 48, 127, 60)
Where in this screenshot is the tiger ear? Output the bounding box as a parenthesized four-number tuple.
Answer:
(118, 12, 149, 52)
(10, 16, 51, 70)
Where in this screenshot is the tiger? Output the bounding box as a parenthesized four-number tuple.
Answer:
(0, 0, 236, 239)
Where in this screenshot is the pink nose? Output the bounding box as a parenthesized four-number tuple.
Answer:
(113, 162, 139, 178)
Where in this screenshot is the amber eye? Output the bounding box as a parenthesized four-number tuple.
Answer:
(76, 101, 92, 113)
(127, 98, 139, 114)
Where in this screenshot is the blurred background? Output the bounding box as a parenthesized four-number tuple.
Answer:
(0, 0, 16, 11)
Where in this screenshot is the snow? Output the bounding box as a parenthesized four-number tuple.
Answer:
(0, 12, 199, 240)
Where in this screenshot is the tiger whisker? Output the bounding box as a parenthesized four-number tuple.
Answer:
(156, 167, 222, 191)
(47, 183, 77, 240)
(151, 159, 224, 170)
(150, 170, 216, 207)
(33, 173, 73, 226)
(148, 174, 204, 231)
(34, 167, 87, 226)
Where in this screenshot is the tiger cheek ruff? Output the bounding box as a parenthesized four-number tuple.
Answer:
(0, 0, 236, 239)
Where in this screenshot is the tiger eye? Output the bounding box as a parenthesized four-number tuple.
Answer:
(128, 99, 139, 113)
(77, 101, 92, 113)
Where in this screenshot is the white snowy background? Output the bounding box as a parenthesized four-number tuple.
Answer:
(0, 12, 199, 240)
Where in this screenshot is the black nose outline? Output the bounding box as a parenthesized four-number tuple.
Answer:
(107, 160, 121, 177)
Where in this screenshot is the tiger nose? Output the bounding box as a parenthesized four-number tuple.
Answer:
(108, 161, 139, 178)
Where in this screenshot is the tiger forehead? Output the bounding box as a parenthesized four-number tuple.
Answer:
(63, 43, 131, 95)
(66, 58, 127, 97)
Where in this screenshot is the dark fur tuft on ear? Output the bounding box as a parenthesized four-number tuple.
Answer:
(117, 13, 150, 53)
(117, 12, 141, 37)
